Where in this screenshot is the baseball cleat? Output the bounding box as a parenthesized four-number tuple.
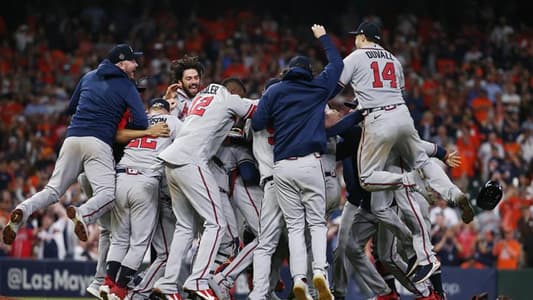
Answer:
(99, 275, 116, 300)
(66, 205, 89, 241)
(187, 288, 218, 300)
(376, 290, 400, 300)
(87, 284, 102, 299)
(292, 278, 312, 300)
(412, 260, 441, 285)
(208, 274, 231, 300)
(455, 194, 474, 224)
(3, 208, 23, 245)
(312, 273, 333, 300)
(108, 285, 128, 300)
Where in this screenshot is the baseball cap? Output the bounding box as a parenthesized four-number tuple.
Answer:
(107, 44, 143, 64)
(149, 98, 170, 112)
(349, 21, 382, 41)
(288, 56, 312, 72)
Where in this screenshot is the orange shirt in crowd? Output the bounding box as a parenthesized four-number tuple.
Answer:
(452, 138, 477, 178)
(493, 239, 522, 270)
(499, 196, 533, 231)
(471, 96, 492, 123)
(460, 260, 486, 269)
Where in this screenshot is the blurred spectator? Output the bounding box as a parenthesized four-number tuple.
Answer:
(474, 230, 497, 267)
(493, 228, 522, 270)
(430, 199, 460, 228)
(0, 1, 530, 265)
(455, 223, 478, 260)
(9, 220, 35, 258)
(35, 212, 62, 259)
(432, 222, 462, 266)
(517, 206, 533, 268)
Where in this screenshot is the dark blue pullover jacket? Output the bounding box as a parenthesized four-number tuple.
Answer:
(251, 35, 343, 162)
(67, 59, 148, 147)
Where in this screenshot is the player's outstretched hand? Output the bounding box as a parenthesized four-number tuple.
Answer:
(311, 24, 326, 39)
(148, 122, 170, 137)
(445, 150, 461, 168)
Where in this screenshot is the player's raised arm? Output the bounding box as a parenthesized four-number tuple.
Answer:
(311, 24, 344, 96)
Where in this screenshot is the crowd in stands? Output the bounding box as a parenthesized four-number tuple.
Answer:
(0, 2, 532, 271)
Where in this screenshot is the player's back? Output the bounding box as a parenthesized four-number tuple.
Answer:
(118, 114, 181, 176)
(159, 83, 255, 166)
(340, 45, 405, 109)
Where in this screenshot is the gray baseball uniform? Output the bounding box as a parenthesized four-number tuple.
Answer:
(106, 113, 180, 271)
(208, 145, 240, 268)
(154, 83, 256, 293)
(14, 137, 115, 225)
(170, 89, 193, 121)
(249, 127, 287, 300)
(212, 145, 262, 292)
(78, 173, 112, 297)
(338, 43, 467, 217)
(323, 137, 341, 215)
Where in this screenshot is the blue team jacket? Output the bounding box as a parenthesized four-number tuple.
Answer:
(66, 59, 148, 147)
(252, 35, 343, 162)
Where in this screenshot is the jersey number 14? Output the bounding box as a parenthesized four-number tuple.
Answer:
(370, 61, 397, 88)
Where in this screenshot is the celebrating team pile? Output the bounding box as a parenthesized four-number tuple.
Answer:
(2, 21, 503, 300)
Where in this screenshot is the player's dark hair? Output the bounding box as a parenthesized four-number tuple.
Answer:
(170, 55, 205, 83)
(221, 77, 247, 94)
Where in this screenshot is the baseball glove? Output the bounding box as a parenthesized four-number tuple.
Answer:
(476, 180, 503, 210)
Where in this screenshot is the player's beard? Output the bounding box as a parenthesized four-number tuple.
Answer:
(183, 84, 199, 99)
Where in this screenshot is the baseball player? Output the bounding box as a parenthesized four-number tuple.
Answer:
(245, 78, 290, 300)
(99, 99, 181, 300)
(326, 108, 448, 298)
(3, 44, 148, 245)
(335, 21, 475, 227)
(164, 55, 205, 121)
(128, 179, 176, 300)
(152, 79, 256, 300)
(210, 142, 263, 300)
(252, 24, 342, 300)
(86, 121, 171, 300)
(209, 142, 241, 274)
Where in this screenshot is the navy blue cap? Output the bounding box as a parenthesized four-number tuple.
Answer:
(349, 21, 381, 41)
(107, 44, 143, 64)
(288, 56, 312, 72)
(149, 98, 170, 112)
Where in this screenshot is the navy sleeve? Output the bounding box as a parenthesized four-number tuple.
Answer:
(314, 35, 344, 98)
(330, 83, 344, 99)
(434, 145, 448, 161)
(124, 86, 148, 130)
(326, 110, 364, 138)
(238, 161, 260, 185)
(68, 77, 83, 115)
(251, 92, 271, 131)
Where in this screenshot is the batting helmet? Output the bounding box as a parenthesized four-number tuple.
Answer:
(476, 180, 503, 210)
